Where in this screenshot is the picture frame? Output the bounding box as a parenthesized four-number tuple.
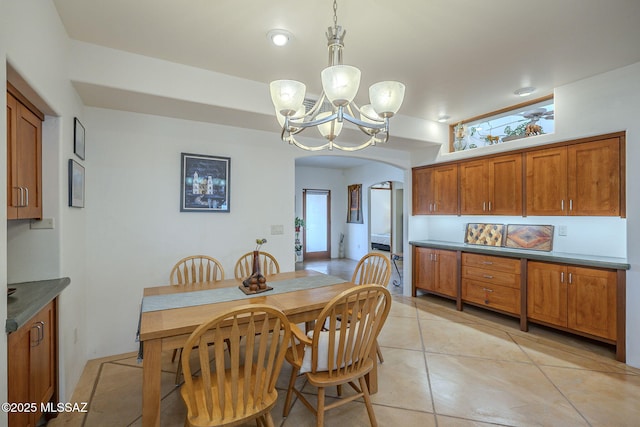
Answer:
(74, 117, 85, 160)
(347, 184, 363, 224)
(68, 159, 85, 208)
(180, 153, 230, 212)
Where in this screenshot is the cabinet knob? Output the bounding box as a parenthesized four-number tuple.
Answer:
(483, 274, 494, 279)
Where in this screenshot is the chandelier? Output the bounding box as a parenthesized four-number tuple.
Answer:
(269, 0, 405, 151)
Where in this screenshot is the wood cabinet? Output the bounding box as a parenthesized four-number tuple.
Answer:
(8, 299, 57, 427)
(412, 164, 458, 215)
(413, 246, 457, 298)
(525, 137, 621, 216)
(7, 86, 43, 220)
(527, 261, 617, 341)
(460, 153, 523, 215)
(461, 253, 521, 315)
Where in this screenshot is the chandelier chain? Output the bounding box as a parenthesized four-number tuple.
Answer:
(332, 0, 338, 28)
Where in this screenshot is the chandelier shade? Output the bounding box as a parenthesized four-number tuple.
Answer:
(369, 81, 406, 118)
(321, 65, 361, 107)
(269, 80, 306, 116)
(268, 0, 404, 151)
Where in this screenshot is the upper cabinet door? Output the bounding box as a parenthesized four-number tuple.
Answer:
(525, 146, 567, 216)
(488, 153, 523, 215)
(567, 138, 620, 216)
(432, 164, 459, 215)
(459, 160, 486, 215)
(412, 167, 433, 215)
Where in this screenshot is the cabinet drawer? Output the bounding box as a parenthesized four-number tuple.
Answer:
(461, 266, 520, 289)
(462, 278, 521, 315)
(462, 253, 520, 273)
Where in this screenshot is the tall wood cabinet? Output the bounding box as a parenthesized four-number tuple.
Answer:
(527, 261, 617, 341)
(525, 137, 621, 216)
(8, 299, 57, 427)
(6, 85, 43, 220)
(460, 153, 523, 215)
(412, 246, 457, 298)
(412, 164, 458, 215)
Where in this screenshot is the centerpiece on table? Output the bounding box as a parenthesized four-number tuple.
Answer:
(240, 238, 273, 294)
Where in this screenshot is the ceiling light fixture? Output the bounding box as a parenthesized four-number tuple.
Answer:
(437, 115, 450, 123)
(267, 29, 291, 47)
(269, 0, 405, 151)
(514, 87, 536, 97)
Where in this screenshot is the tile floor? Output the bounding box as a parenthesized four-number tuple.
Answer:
(48, 256, 640, 426)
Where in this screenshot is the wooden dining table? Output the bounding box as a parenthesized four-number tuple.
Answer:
(137, 270, 378, 427)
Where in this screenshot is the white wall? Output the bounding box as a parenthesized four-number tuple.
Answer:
(2, 0, 88, 405)
(409, 61, 640, 367)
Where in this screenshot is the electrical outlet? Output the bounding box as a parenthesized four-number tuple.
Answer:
(558, 225, 568, 236)
(30, 218, 54, 229)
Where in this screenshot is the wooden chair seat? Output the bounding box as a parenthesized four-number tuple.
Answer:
(283, 284, 392, 427)
(180, 304, 292, 427)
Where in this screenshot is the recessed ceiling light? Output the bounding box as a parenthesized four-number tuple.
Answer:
(514, 87, 536, 97)
(437, 115, 450, 123)
(267, 29, 291, 47)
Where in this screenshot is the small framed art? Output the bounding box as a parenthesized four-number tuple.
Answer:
(68, 159, 85, 208)
(74, 117, 85, 160)
(180, 153, 230, 212)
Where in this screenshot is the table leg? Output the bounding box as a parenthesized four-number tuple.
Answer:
(142, 339, 162, 427)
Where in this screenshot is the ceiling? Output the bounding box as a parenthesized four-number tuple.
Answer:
(52, 0, 640, 163)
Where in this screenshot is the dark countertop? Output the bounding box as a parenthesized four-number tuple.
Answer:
(409, 240, 630, 270)
(6, 277, 71, 333)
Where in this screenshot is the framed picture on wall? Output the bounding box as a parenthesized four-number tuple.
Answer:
(74, 117, 85, 160)
(68, 159, 85, 208)
(180, 153, 231, 212)
(347, 184, 363, 223)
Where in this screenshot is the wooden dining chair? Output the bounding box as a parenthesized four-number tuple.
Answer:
(170, 255, 225, 285)
(180, 304, 292, 427)
(170, 255, 225, 384)
(351, 252, 391, 363)
(234, 251, 280, 279)
(283, 284, 392, 427)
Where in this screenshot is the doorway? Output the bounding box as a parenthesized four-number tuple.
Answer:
(303, 189, 331, 260)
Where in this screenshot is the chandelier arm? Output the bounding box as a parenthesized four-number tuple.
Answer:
(289, 135, 332, 151)
(305, 93, 329, 119)
(331, 137, 376, 152)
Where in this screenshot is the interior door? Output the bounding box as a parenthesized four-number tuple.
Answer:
(303, 189, 331, 260)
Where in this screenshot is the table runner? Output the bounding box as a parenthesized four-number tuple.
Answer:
(141, 274, 346, 313)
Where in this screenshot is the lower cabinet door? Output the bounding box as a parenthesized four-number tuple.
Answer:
(567, 266, 617, 340)
(527, 261, 567, 327)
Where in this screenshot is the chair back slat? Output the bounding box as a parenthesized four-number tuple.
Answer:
(170, 255, 225, 285)
(352, 253, 392, 287)
(234, 251, 281, 279)
(180, 305, 291, 425)
(311, 285, 391, 378)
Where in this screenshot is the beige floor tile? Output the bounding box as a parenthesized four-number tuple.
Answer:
(427, 353, 589, 426)
(281, 391, 384, 427)
(436, 414, 511, 426)
(388, 296, 418, 318)
(377, 315, 423, 351)
(541, 365, 640, 427)
(420, 318, 531, 362)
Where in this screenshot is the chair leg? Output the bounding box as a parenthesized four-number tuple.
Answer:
(283, 364, 300, 417)
(174, 348, 183, 385)
(316, 387, 325, 427)
(359, 376, 378, 427)
(376, 341, 384, 364)
(262, 412, 275, 427)
(336, 384, 342, 396)
(171, 348, 178, 362)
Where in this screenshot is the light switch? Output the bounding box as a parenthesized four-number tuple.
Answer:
(271, 225, 284, 235)
(558, 225, 568, 236)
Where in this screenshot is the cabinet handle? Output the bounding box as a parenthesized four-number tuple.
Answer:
(482, 287, 494, 293)
(561, 199, 565, 211)
(482, 261, 493, 265)
(569, 199, 573, 211)
(31, 324, 41, 347)
(483, 202, 486, 212)
(568, 273, 573, 284)
(429, 203, 433, 212)
(15, 187, 24, 207)
(433, 202, 437, 212)
(429, 253, 433, 261)
(483, 274, 494, 279)
(488, 201, 492, 212)
(433, 253, 438, 262)
(24, 187, 29, 207)
(561, 272, 564, 283)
